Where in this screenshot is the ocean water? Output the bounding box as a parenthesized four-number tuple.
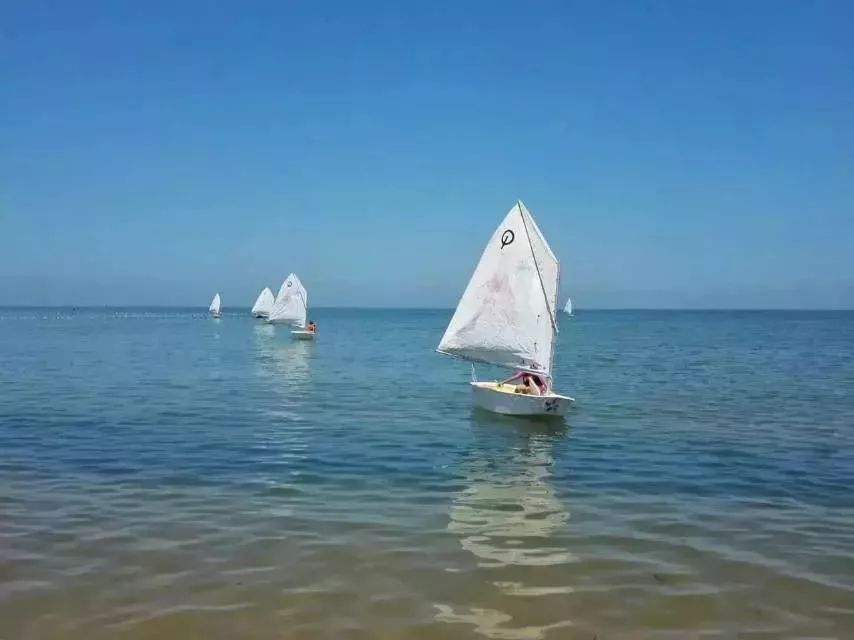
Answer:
(1, 308, 853, 639)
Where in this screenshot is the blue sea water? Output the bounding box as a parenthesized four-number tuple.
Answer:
(1, 308, 853, 639)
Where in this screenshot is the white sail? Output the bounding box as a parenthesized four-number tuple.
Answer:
(437, 201, 559, 375)
(251, 287, 275, 318)
(209, 293, 222, 314)
(267, 273, 307, 327)
(274, 278, 290, 304)
(564, 297, 572, 315)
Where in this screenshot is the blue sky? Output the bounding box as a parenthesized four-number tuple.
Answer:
(2, 1, 852, 308)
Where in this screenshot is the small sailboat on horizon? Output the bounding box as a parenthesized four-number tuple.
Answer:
(564, 297, 573, 316)
(437, 201, 573, 417)
(209, 292, 222, 318)
(267, 274, 314, 339)
(251, 287, 275, 318)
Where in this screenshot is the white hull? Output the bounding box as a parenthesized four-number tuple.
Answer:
(471, 382, 573, 417)
(210, 311, 222, 318)
(291, 330, 315, 340)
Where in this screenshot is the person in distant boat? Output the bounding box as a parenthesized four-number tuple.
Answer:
(500, 371, 545, 396)
(306, 320, 317, 333)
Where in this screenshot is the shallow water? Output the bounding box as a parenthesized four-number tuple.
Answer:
(1, 308, 853, 639)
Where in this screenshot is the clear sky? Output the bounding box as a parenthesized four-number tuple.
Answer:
(2, 1, 852, 308)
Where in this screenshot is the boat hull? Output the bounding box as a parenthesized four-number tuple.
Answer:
(291, 330, 315, 340)
(210, 312, 221, 318)
(471, 382, 573, 417)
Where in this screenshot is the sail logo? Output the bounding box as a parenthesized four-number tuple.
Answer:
(500, 229, 514, 249)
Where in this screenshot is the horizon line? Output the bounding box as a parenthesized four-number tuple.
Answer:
(1, 305, 852, 312)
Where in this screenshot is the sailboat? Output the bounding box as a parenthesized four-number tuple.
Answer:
(564, 297, 573, 316)
(251, 287, 275, 318)
(209, 293, 222, 318)
(437, 201, 573, 417)
(267, 273, 313, 339)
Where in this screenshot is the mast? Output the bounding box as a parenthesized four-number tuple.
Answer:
(518, 201, 559, 375)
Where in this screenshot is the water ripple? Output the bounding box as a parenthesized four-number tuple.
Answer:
(1, 309, 853, 638)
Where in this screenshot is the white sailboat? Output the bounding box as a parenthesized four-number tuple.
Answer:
(267, 273, 313, 339)
(564, 297, 573, 316)
(251, 287, 275, 318)
(209, 292, 222, 318)
(437, 201, 573, 417)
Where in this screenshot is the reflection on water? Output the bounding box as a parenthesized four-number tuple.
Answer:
(252, 322, 275, 339)
(251, 323, 311, 490)
(254, 324, 314, 426)
(255, 326, 312, 388)
(438, 415, 575, 639)
(448, 439, 571, 567)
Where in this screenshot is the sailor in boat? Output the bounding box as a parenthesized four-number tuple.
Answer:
(306, 320, 317, 333)
(500, 371, 548, 396)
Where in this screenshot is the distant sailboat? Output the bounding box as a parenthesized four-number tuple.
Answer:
(209, 293, 222, 318)
(564, 297, 573, 316)
(267, 274, 313, 339)
(251, 287, 275, 318)
(437, 201, 573, 417)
